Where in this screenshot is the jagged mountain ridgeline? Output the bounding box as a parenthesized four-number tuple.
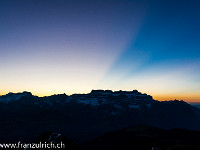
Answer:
(0, 90, 200, 144)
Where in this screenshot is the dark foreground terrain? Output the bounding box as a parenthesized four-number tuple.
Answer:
(24, 125, 200, 150)
(81, 125, 200, 150)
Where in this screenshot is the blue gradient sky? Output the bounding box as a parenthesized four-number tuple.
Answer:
(0, 0, 200, 101)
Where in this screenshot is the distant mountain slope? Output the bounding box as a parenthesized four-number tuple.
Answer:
(190, 103, 200, 109)
(0, 90, 200, 143)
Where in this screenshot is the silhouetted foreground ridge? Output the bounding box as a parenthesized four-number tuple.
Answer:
(24, 125, 200, 150)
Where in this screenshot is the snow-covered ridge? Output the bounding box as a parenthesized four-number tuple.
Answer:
(67, 90, 154, 109)
(0, 90, 154, 110)
(0, 91, 32, 103)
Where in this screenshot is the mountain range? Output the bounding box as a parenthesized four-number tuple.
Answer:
(0, 90, 200, 146)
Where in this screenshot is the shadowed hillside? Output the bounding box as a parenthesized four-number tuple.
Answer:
(82, 125, 200, 150)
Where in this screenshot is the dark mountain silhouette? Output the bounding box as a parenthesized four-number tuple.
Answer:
(82, 125, 200, 150)
(18, 125, 200, 150)
(0, 90, 200, 144)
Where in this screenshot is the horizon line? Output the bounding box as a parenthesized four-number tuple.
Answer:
(1, 89, 199, 103)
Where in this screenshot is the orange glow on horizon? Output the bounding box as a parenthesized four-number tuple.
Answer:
(1, 90, 200, 103)
(153, 94, 200, 102)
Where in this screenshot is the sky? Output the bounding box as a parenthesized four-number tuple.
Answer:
(0, 0, 200, 102)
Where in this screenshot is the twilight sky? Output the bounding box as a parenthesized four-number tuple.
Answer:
(0, 0, 200, 101)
